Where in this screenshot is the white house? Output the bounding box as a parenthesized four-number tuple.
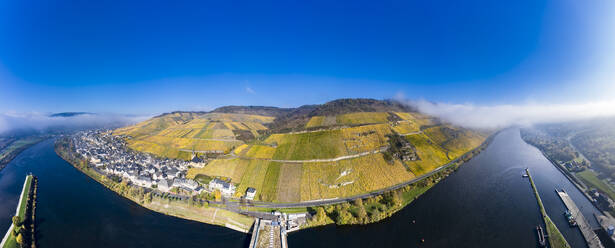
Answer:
(173, 178, 199, 191)
(209, 178, 236, 196)
(157, 179, 171, 192)
(104, 166, 114, 174)
(245, 187, 256, 200)
(189, 155, 206, 168)
(134, 176, 153, 187)
(90, 157, 101, 164)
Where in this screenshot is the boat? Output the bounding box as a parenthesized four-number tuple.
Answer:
(536, 225, 546, 247)
(564, 210, 578, 227)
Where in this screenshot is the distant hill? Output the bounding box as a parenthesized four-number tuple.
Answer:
(50, 112, 95, 117)
(269, 99, 417, 132)
(113, 98, 489, 203)
(211, 106, 294, 117)
(152, 99, 419, 132)
(311, 98, 415, 115)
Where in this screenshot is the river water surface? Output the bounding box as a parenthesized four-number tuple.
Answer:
(0, 138, 247, 247)
(0, 129, 602, 247)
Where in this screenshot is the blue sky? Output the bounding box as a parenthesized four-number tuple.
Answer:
(1, 0, 613, 115)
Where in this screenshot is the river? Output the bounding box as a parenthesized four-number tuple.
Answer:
(0, 129, 603, 247)
(0, 138, 248, 247)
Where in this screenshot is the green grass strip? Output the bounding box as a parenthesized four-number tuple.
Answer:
(527, 170, 571, 248)
(17, 176, 33, 218)
(2, 175, 33, 248)
(576, 170, 615, 200)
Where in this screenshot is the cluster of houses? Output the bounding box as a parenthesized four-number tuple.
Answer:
(563, 160, 586, 172)
(72, 130, 244, 198)
(590, 188, 615, 211)
(389, 135, 419, 161)
(399, 142, 419, 161)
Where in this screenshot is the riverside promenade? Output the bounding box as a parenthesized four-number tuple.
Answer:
(556, 190, 604, 248)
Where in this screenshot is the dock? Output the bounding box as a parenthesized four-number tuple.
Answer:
(556, 190, 604, 248)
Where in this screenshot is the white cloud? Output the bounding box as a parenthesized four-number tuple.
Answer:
(245, 87, 256, 94)
(0, 112, 149, 135)
(410, 100, 615, 129)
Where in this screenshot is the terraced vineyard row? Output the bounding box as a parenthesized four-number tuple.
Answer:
(114, 112, 273, 159)
(183, 111, 485, 202)
(305, 112, 391, 128)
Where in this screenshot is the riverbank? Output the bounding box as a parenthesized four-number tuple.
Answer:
(527, 168, 571, 248)
(0, 127, 594, 247)
(522, 136, 615, 222)
(0, 137, 47, 171)
(54, 139, 255, 233)
(0, 139, 249, 248)
(1, 174, 35, 248)
(54, 129, 494, 233)
(293, 130, 496, 228)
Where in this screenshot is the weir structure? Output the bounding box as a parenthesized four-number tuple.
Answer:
(248, 218, 287, 248)
(247, 211, 306, 248)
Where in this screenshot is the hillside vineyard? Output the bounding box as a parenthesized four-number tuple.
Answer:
(113, 99, 488, 202)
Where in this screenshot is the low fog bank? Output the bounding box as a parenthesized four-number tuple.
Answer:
(0, 112, 149, 136)
(407, 100, 615, 129)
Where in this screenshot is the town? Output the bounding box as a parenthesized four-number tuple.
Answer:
(70, 130, 242, 199)
(69, 130, 308, 248)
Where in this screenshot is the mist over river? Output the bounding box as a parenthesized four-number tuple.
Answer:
(0, 129, 601, 247)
